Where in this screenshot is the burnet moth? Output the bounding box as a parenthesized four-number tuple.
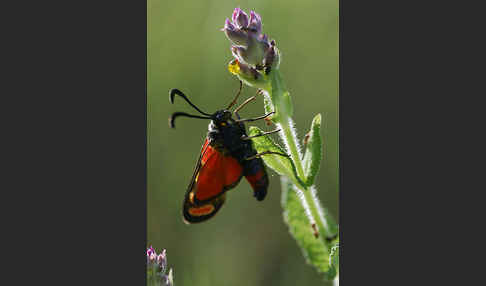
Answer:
(169, 81, 288, 224)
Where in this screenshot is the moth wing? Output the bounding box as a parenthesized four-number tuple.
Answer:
(182, 139, 243, 224)
(195, 144, 243, 201)
(244, 158, 269, 201)
(183, 192, 227, 224)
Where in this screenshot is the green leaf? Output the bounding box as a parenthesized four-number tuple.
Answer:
(281, 176, 337, 280)
(248, 126, 304, 187)
(310, 186, 339, 238)
(302, 113, 322, 187)
(329, 240, 339, 276)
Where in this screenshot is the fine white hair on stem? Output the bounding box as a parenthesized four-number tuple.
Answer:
(333, 276, 339, 286)
(293, 185, 316, 227)
(277, 117, 303, 161)
(311, 185, 329, 234)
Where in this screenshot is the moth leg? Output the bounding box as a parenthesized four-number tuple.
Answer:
(241, 129, 281, 140)
(233, 89, 264, 114)
(234, 95, 256, 114)
(244, 150, 289, 161)
(235, 111, 275, 123)
(226, 80, 243, 109)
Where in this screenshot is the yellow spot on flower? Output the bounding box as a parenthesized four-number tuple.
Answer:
(228, 60, 240, 75)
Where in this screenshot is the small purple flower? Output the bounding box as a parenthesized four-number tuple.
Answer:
(150, 253, 157, 264)
(157, 249, 167, 272)
(147, 246, 173, 286)
(223, 18, 248, 46)
(147, 245, 156, 264)
(263, 45, 277, 68)
(147, 245, 155, 257)
(222, 8, 279, 78)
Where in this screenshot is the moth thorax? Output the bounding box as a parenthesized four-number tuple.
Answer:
(210, 140, 230, 155)
(208, 121, 218, 132)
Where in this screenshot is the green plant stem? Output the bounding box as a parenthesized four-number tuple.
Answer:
(333, 275, 339, 286)
(267, 69, 332, 238)
(280, 119, 305, 179)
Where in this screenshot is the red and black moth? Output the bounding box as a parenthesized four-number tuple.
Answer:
(169, 82, 288, 224)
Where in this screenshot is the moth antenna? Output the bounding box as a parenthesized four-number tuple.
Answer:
(169, 89, 211, 116)
(169, 112, 211, 129)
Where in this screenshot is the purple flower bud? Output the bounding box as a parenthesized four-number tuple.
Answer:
(232, 7, 249, 29)
(260, 34, 268, 43)
(263, 45, 277, 69)
(157, 249, 167, 272)
(222, 18, 235, 31)
(149, 252, 156, 263)
(223, 18, 248, 46)
(147, 246, 175, 285)
(147, 246, 155, 259)
(231, 8, 239, 22)
(248, 11, 262, 33)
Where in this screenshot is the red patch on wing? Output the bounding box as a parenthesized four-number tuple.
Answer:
(195, 141, 243, 201)
(188, 204, 215, 216)
(245, 169, 266, 190)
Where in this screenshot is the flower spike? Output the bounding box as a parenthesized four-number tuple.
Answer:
(223, 8, 280, 88)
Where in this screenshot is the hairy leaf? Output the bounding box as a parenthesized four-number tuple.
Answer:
(248, 126, 304, 187)
(311, 186, 339, 238)
(281, 176, 337, 280)
(302, 113, 322, 187)
(329, 240, 339, 276)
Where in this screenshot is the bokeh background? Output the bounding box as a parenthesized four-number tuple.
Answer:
(148, 0, 338, 285)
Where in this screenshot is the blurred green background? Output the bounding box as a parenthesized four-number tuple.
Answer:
(148, 0, 338, 285)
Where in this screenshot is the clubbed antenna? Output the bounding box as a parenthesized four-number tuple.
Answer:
(168, 112, 211, 129)
(169, 89, 211, 116)
(169, 89, 212, 128)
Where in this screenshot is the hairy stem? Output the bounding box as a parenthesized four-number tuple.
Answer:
(278, 118, 304, 179)
(268, 69, 332, 238)
(333, 276, 339, 286)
